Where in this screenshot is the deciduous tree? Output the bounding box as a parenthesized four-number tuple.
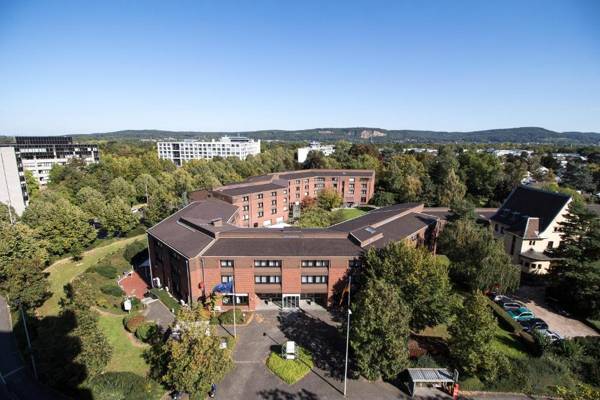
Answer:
(317, 187, 342, 211)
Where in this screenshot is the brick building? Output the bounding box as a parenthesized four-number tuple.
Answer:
(192, 169, 376, 228)
(147, 200, 443, 311)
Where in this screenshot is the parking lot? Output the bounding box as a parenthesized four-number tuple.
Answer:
(514, 285, 598, 338)
(215, 309, 451, 400)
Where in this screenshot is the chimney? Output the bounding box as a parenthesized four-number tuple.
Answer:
(211, 218, 223, 227)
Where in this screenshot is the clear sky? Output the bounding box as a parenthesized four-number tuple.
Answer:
(1, 0, 599, 135)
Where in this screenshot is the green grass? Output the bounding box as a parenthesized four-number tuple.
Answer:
(38, 235, 145, 317)
(419, 323, 450, 339)
(491, 323, 529, 360)
(329, 207, 367, 225)
(266, 346, 313, 384)
(96, 312, 149, 375)
(149, 288, 181, 313)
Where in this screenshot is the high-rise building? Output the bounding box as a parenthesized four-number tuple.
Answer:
(0, 146, 28, 216)
(14, 136, 100, 185)
(157, 136, 261, 166)
(296, 141, 335, 163)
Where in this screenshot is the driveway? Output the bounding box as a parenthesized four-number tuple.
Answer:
(216, 309, 451, 400)
(515, 285, 598, 338)
(143, 299, 175, 330)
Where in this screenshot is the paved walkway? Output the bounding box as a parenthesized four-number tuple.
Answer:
(143, 299, 175, 329)
(0, 296, 65, 400)
(216, 310, 451, 400)
(118, 270, 149, 300)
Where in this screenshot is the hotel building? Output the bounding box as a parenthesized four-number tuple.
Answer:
(157, 136, 261, 165)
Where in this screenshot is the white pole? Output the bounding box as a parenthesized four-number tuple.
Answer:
(343, 275, 352, 397)
(232, 273, 237, 338)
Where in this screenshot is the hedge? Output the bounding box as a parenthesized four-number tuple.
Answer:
(135, 322, 158, 342)
(123, 240, 148, 265)
(87, 371, 160, 400)
(100, 284, 125, 298)
(89, 264, 118, 279)
(123, 314, 146, 333)
(219, 309, 245, 325)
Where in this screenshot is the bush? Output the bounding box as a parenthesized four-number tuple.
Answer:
(218, 309, 245, 325)
(123, 240, 148, 264)
(266, 346, 313, 384)
(87, 371, 161, 400)
(89, 264, 118, 279)
(100, 284, 124, 298)
(123, 314, 145, 333)
(135, 322, 158, 342)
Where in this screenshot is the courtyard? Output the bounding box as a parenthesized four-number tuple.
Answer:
(214, 309, 451, 400)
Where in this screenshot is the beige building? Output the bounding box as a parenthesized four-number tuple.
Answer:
(490, 186, 571, 274)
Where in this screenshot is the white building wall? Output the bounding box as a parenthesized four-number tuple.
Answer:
(157, 137, 261, 164)
(0, 147, 27, 215)
(297, 143, 335, 163)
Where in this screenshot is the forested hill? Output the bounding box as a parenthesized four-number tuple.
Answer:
(2, 126, 599, 144)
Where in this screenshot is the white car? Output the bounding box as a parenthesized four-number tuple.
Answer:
(538, 329, 563, 343)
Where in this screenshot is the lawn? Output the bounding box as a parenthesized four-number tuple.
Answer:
(96, 311, 149, 375)
(266, 346, 314, 384)
(149, 288, 181, 313)
(38, 234, 145, 317)
(490, 324, 529, 360)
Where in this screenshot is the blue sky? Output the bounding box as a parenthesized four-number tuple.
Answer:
(1, 0, 599, 135)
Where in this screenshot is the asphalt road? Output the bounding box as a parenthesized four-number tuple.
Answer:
(0, 296, 65, 400)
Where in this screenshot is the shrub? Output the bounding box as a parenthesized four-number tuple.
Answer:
(266, 346, 313, 384)
(218, 309, 245, 325)
(135, 322, 158, 342)
(87, 371, 160, 400)
(89, 264, 118, 279)
(100, 284, 124, 298)
(123, 314, 145, 333)
(123, 240, 148, 264)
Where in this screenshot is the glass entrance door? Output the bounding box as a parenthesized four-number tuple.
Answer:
(282, 294, 300, 309)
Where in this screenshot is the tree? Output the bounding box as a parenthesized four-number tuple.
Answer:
(358, 242, 454, 330)
(134, 173, 159, 202)
(317, 187, 342, 211)
(24, 170, 40, 200)
(438, 218, 520, 292)
(349, 278, 410, 381)
(76, 186, 106, 220)
(146, 305, 233, 396)
(0, 222, 49, 271)
(297, 207, 331, 228)
(144, 189, 178, 226)
(435, 168, 466, 207)
(562, 163, 595, 193)
(370, 191, 396, 206)
(458, 152, 502, 205)
(347, 154, 380, 171)
(100, 196, 138, 236)
(108, 177, 136, 204)
(303, 150, 328, 169)
(0, 202, 18, 224)
(448, 292, 504, 382)
(381, 155, 426, 202)
(22, 195, 97, 256)
(548, 202, 600, 318)
(0, 258, 49, 309)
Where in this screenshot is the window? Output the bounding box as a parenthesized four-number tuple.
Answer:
(494, 224, 498, 232)
(243, 205, 249, 211)
(271, 199, 277, 206)
(301, 275, 328, 284)
(243, 214, 249, 220)
(257, 193, 263, 199)
(258, 211, 264, 217)
(222, 294, 248, 305)
(221, 275, 233, 283)
(529, 240, 535, 245)
(220, 260, 234, 267)
(296, 186, 300, 191)
(295, 179, 301, 184)
(271, 191, 277, 196)
(258, 202, 263, 208)
(243, 196, 249, 202)
(283, 189, 287, 194)
(349, 259, 361, 268)
(301, 260, 330, 267)
(547, 241, 554, 249)
(271, 208, 277, 215)
(254, 260, 282, 267)
(255, 275, 281, 284)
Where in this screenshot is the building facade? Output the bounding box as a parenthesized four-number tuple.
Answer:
(147, 200, 441, 310)
(13, 136, 99, 185)
(0, 146, 28, 216)
(157, 136, 261, 165)
(297, 141, 335, 163)
(490, 186, 571, 274)
(194, 169, 376, 228)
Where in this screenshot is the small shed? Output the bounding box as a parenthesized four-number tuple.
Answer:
(404, 368, 457, 397)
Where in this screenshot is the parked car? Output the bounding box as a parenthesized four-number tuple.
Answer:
(500, 300, 525, 310)
(490, 293, 511, 303)
(519, 318, 548, 333)
(537, 329, 563, 343)
(507, 307, 535, 321)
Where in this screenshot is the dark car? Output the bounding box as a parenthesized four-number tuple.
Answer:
(519, 318, 548, 332)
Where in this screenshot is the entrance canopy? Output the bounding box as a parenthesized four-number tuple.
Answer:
(405, 368, 456, 397)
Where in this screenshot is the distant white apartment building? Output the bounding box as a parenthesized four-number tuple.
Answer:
(0, 146, 28, 216)
(157, 136, 261, 166)
(13, 136, 100, 185)
(488, 149, 533, 158)
(297, 141, 335, 163)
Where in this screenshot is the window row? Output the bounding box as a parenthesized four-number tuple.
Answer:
(255, 275, 281, 284)
(301, 275, 328, 284)
(301, 260, 330, 267)
(220, 259, 361, 268)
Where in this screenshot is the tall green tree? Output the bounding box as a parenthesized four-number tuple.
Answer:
(134, 173, 160, 202)
(76, 186, 106, 220)
(297, 207, 331, 228)
(317, 187, 343, 211)
(24, 170, 40, 200)
(449, 292, 504, 382)
(100, 196, 138, 236)
(381, 154, 426, 202)
(438, 218, 520, 292)
(108, 177, 136, 204)
(359, 242, 454, 330)
(349, 278, 410, 381)
(435, 168, 466, 207)
(146, 305, 233, 396)
(458, 152, 502, 205)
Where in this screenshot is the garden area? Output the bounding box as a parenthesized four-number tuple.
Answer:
(266, 345, 314, 385)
